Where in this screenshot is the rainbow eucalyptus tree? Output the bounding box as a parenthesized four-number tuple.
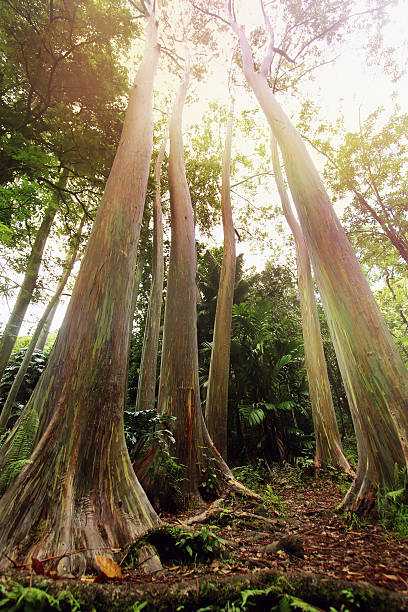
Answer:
(271, 134, 352, 476)
(0, 1, 162, 573)
(135, 121, 168, 412)
(205, 100, 236, 460)
(140, 57, 253, 507)
(226, 0, 408, 512)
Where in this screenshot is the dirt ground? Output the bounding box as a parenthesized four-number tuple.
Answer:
(2, 468, 408, 610)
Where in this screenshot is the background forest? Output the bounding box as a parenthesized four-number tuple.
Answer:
(0, 0, 407, 604)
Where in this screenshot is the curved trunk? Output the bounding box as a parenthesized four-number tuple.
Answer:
(0, 168, 68, 381)
(271, 134, 352, 476)
(233, 24, 408, 511)
(0, 217, 85, 431)
(0, 12, 161, 573)
(135, 122, 167, 412)
(205, 100, 236, 460)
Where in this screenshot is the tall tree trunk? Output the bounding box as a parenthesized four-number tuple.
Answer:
(125, 255, 145, 402)
(135, 121, 168, 412)
(230, 19, 408, 512)
(0, 217, 86, 431)
(129, 256, 146, 339)
(271, 134, 352, 476)
(147, 59, 232, 505)
(34, 300, 59, 352)
(0, 9, 162, 573)
(205, 99, 236, 460)
(0, 168, 68, 381)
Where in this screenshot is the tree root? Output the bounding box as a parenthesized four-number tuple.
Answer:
(225, 476, 264, 502)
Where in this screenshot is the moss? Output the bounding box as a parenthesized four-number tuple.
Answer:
(2, 568, 408, 612)
(32, 518, 47, 542)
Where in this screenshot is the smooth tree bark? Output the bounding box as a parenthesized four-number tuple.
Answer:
(205, 99, 236, 460)
(34, 300, 59, 352)
(139, 58, 240, 507)
(0, 5, 162, 573)
(271, 134, 352, 476)
(135, 121, 168, 412)
(227, 5, 408, 512)
(0, 168, 69, 382)
(0, 216, 86, 431)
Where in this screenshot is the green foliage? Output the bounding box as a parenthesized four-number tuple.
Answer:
(262, 484, 286, 514)
(196, 582, 322, 611)
(124, 408, 175, 463)
(231, 460, 268, 492)
(230, 298, 312, 464)
(377, 467, 408, 539)
(298, 104, 408, 361)
(0, 581, 81, 611)
(0, 407, 39, 494)
(129, 603, 148, 612)
(0, 348, 47, 426)
(127, 525, 226, 568)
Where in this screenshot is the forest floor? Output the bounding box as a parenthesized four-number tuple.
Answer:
(2, 466, 408, 610)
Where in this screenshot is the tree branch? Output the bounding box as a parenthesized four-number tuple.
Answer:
(259, 0, 275, 76)
(188, 1, 230, 26)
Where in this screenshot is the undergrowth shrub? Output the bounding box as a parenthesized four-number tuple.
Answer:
(124, 408, 175, 462)
(231, 459, 268, 492)
(0, 581, 81, 611)
(0, 348, 47, 426)
(377, 466, 408, 539)
(126, 525, 226, 567)
(0, 408, 39, 495)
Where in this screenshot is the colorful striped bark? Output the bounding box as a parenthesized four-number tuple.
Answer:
(232, 22, 408, 512)
(271, 134, 352, 476)
(135, 121, 168, 413)
(205, 100, 236, 460)
(0, 10, 161, 572)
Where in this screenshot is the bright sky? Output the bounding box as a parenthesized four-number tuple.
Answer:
(1, 0, 407, 336)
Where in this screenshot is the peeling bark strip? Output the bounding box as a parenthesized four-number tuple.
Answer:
(205, 98, 236, 460)
(270, 134, 352, 477)
(135, 117, 168, 413)
(0, 167, 69, 382)
(227, 5, 408, 512)
(0, 5, 162, 574)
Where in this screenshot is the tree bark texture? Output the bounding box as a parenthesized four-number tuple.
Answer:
(0, 168, 69, 381)
(232, 22, 408, 511)
(155, 61, 231, 503)
(135, 121, 168, 413)
(271, 134, 352, 476)
(205, 100, 236, 460)
(0, 12, 161, 572)
(0, 217, 85, 431)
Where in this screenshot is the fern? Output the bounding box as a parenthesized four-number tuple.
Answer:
(0, 408, 39, 495)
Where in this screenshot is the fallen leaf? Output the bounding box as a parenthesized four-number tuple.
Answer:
(95, 555, 122, 579)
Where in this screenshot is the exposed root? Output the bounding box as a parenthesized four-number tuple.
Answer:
(225, 476, 264, 502)
(337, 471, 378, 516)
(185, 497, 227, 525)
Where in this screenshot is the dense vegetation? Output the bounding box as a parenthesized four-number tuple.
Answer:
(0, 0, 407, 608)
